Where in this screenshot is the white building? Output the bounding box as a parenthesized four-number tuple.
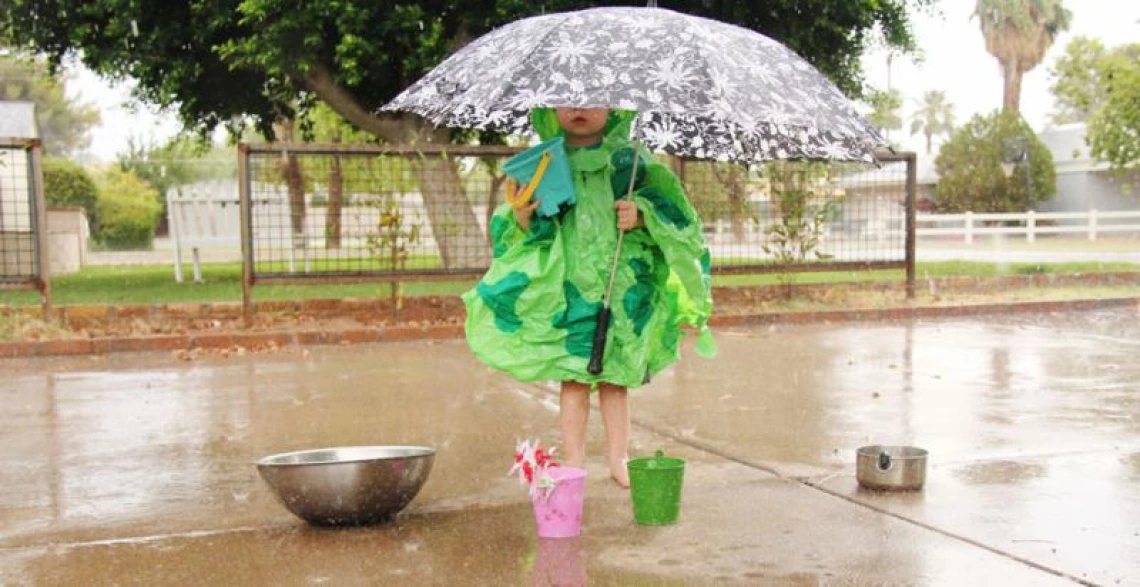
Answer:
(1036, 123, 1139, 216)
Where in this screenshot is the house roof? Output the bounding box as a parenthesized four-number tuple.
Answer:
(835, 154, 939, 189)
(1037, 123, 1110, 174)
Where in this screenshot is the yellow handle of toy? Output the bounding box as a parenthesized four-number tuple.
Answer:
(505, 151, 551, 209)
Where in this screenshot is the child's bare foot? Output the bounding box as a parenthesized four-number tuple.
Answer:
(609, 457, 630, 488)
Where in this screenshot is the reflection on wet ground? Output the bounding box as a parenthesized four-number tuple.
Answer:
(1, 307, 1137, 585)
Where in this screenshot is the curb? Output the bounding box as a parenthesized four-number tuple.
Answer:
(11, 273, 1140, 330)
(707, 296, 1138, 327)
(2, 297, 1135, 359)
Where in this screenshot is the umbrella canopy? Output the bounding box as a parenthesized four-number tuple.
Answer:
(383, 6, 884, 163)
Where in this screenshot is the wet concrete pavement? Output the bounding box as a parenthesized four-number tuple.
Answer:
(1, 306, 1138, 585)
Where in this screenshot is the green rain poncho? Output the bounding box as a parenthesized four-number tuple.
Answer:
(462, 109, 715, 389)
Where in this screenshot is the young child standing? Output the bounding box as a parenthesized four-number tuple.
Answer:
(463, 107, 714, 487)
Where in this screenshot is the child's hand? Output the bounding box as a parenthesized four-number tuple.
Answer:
(615, 200, 640, 231)
(514, 193, 540, 231)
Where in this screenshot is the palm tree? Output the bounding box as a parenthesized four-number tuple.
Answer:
(974, 0, 1072, 114)
(867, 88, 903, 141)
(910, 91, 956, 154)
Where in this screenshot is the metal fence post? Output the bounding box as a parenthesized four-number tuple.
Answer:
(238, 144, 254, 325)
(905, 152, 917, 299)
(29, 140, 52, 317)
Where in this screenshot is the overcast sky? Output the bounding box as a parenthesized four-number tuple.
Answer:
(68, 0, 1140, 161)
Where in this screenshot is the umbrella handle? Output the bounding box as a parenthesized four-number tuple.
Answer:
(586, 306, 612, 375)
(591, 145, 643, 376)
(602, 145, 642, 304)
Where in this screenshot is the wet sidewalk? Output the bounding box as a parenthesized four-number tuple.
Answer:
(1, 307, 1138, 585)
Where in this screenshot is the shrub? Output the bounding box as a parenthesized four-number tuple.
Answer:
(934, 111, 1056, 213)
(43, 158, 99, 230)
(94, 167, 161, 249)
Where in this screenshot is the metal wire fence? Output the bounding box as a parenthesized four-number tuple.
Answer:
(0, 138, 50, 310)
(238, 143, 914, 313)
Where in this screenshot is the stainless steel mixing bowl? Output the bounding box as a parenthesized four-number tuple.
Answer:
(255, 445, 435, 525)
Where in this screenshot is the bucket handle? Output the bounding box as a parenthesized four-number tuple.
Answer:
(505, 151, 552, 209)
(877, 451, 892, 471)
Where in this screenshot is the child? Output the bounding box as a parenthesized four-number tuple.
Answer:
(463, 107, 714, 487)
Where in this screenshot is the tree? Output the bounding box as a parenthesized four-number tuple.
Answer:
(1047, 36, 1109, 125)
(934, 111, 1055, 213)
(42, 159, 99, 230)
(117, 135, 233, 235)
(4, 0, 936, 267)
(302, 103, 375, 249)
(1049, 37, 1140, 175)
(94, 167, 162, 249)
(1086, 49, 1140, 176)
(867, 89, 904, 141)
(0, 53, 100, 156)
(910, 90, 955, 155)
(974, 0, 1071, 114)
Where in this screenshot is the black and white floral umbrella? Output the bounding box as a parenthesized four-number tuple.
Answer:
(383, 6, 884, 163)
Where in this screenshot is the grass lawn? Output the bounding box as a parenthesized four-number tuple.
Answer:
(919, 235, 1140, 253)
(1, 259, 1137, 307)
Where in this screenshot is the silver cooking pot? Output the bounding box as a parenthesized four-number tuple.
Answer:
(856, 445, 927, 491)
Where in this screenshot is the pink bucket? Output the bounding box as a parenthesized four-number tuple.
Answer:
(531, 467, 587, 538)
(532, 537, 587, 585)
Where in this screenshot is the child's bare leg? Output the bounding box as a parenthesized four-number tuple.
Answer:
(559, 381, 590, 468)
(598, 383, 630, 488)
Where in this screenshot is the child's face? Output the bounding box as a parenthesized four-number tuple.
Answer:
(555, 108, 609, 144)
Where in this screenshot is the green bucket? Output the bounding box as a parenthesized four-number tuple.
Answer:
(627, 450, 685, 525)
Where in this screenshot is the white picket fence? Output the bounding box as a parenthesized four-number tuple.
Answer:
(917, 210, 1140, 244)
(166, 181, 484, 282)
(166, 182, 241, 282)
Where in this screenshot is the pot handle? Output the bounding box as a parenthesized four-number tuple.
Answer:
(878, 451, 892, 471)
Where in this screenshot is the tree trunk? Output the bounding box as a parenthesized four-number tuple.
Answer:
(486, 170, 507, 245)
(302, 67, 490, 269)
(273, 121, 307, 243)
(326, 156, 343, 249)
(713, 164, 748, 242)
(1002, 61, 1023, 114)
(412, 155, 490, 269)
(283, 154, 305, 237)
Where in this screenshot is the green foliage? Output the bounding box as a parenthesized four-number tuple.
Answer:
(366, 196, 423, 270)
(0, 53, 100, 155)
(761, 163, 840, 297)
(1084, 45, 1140, 176)
(3, 0, 936, 142)
(366, 195, 424, 313)
(1048, 36, 1140, 177)
(117, 136, 234, 199)
(94, 167, 162, 249)
(1047, 36, 1111, 125)
(42, 158, 99, 230)
(762, 190, 837, 264)
(934, 111, 1056, 213)
(867, 88, 904, 137)
(682, 160, 757, 224)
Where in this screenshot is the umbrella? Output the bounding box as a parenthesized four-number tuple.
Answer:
(383, 6, 884, 164)
(383, 6, 884, 374)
